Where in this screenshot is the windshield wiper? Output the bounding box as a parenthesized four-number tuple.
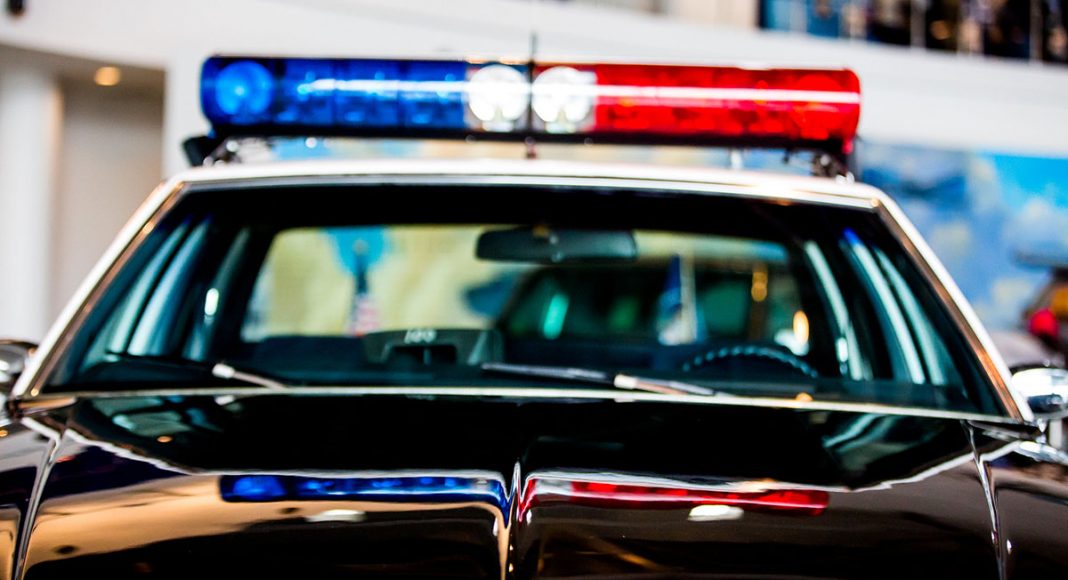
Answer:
(104, 352, 290, 390)
(481, 362, 718, 396)
(209, 362, 288, 390)
(105, 353, 712, 395)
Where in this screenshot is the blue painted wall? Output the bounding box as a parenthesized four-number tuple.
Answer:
(860, 142, 1068, 330)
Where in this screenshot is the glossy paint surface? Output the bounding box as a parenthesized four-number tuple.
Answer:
(1, 393, 1063, 578)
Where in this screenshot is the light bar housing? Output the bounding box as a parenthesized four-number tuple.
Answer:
(200, 56, 860, 157)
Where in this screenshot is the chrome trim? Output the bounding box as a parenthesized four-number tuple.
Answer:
(16, 386, 1021, 424)
(154, 158, 878, 203)
(186, 173, 876, 209)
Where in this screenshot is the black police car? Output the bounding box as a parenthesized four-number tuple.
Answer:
(1, 57, 1066, 579)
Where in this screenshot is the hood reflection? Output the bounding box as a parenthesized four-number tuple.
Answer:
(17, 394, 1014, 578)
(28, 471, 510, 579)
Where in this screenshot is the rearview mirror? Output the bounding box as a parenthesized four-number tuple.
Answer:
(476, 226, 637, 264)
(1012, 366, 1068, 419)
(0, 340, 36, 396)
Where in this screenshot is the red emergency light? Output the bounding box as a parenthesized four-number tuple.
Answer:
(531, 63, 860, 153)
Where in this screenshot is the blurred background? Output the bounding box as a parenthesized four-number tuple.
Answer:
(1, 0, 1067, 365)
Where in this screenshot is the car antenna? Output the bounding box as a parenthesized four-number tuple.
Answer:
(525, 8, 539, 161)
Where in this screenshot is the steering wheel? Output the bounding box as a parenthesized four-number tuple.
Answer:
(680, 344, 819, 379)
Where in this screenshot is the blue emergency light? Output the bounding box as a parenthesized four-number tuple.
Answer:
(202, 57, 527, 133)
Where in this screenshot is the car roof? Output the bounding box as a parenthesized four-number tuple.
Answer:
(172, 158, 886, 209)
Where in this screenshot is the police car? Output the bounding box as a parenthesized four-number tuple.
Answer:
(1, 56, 1067, 578)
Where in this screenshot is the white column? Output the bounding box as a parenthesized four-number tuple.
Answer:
(0, 64, 62, 342)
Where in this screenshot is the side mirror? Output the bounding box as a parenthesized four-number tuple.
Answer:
(1012, 366, 1068, 419)
(0, 339, 36, 396)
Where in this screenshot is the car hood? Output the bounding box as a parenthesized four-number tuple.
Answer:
(8, 393, 1001, 579)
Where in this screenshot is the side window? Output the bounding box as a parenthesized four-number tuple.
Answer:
(838, 229, 960, 387)
(127, 219, 211, 354)
(96, 219, 192, 357)
(841, 229, 925, 383)
(873, 248, 961, 386)
(79, 217, 211, 372)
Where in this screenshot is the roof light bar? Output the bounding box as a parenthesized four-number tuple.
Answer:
(200, 56, 860, 154)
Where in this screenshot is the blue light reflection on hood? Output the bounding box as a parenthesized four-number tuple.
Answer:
(220, 474, 509, 514)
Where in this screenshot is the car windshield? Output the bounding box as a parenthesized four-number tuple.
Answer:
(45, 182, 1000, 415)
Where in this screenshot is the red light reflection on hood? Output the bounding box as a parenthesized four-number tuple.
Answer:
(520, 477, 829, 518)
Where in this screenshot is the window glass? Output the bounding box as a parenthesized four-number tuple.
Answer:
(45, 184, 1003, 416)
